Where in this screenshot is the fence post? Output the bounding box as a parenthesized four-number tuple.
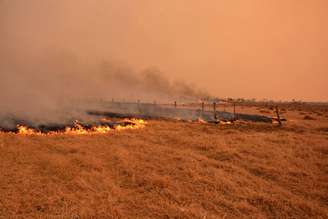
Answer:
(275, 105, 282, 126)
(233, 102, 236, 120)
(201, 102, 204, 113)
(213, 102, 217, 120)
(174, 101, 177, 109)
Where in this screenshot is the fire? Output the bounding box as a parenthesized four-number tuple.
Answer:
(7, 119, 146, 136)
(17, 125, 41, 135)
(116, 119, 146, 130)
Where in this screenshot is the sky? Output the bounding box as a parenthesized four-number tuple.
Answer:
(1, 0, 328, 101)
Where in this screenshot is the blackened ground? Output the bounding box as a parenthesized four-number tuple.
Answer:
(0, 120, 136, 134)
(88, 102, 272, 123)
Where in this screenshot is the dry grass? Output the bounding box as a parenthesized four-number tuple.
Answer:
(1, 109, 328, 218)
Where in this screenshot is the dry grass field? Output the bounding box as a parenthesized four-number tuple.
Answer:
(1, 106, 328, 218)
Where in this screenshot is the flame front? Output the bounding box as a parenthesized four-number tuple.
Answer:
(116, 119, 146, 130)
(17, 125, 41, 135)
(10, 119, 146, 136)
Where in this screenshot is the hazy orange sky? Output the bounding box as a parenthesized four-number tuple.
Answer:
(1, 0, 328, 101)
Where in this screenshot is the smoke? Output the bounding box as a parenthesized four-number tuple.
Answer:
(99, 62, 208, 101)
(0, 47, 208, 127)
(0, 0, 209, 128)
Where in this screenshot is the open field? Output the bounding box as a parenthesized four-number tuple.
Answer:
(0, 106, 328, 218)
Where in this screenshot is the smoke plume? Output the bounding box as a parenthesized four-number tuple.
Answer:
(0, 1, 208, 128)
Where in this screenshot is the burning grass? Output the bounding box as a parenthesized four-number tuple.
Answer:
(0, 119, 146, 136)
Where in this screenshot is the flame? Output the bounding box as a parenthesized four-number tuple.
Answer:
(5, 119, 146, 136)
(117, 119, 146, 130)
(17, 125, 41, 135)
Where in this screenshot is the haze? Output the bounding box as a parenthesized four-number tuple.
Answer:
(1, 0, 328, 101)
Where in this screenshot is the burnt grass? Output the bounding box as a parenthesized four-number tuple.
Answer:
(0, 121, 137, 134)
(0, 113, 328, 218)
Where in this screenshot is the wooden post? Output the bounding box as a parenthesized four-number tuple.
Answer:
(201, 102, 204, 113)
(213, 102, 217, 120)
(174, 101, 177, 109)
(275, 105, 282, 126)
(233, 102, 236, 120)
